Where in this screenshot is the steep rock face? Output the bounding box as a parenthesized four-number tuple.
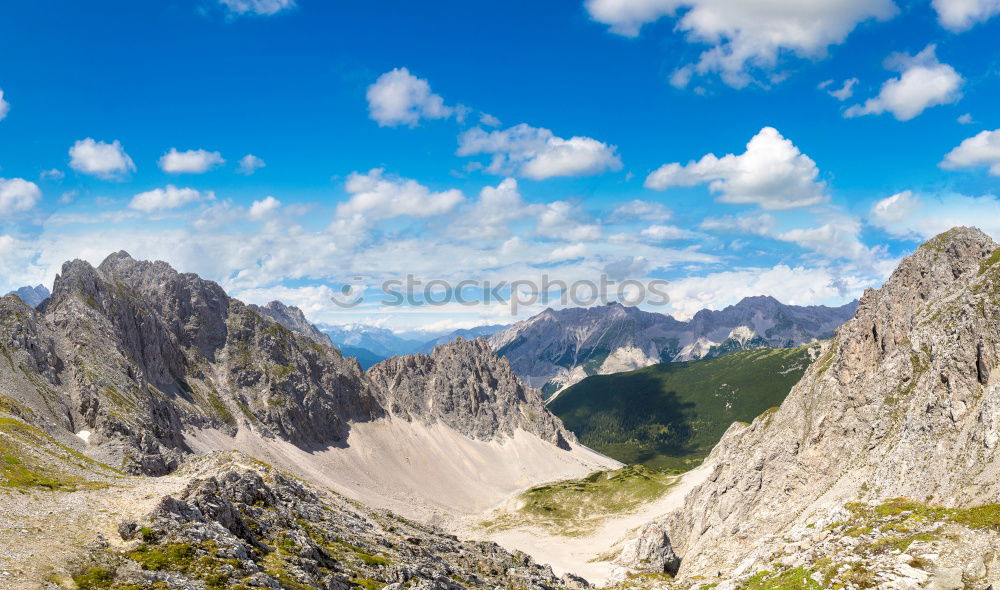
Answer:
(656, 227, 1000, 577)
(4, 252, 382, 474)
(490, 299, 856, 392)
(368, 338, 573, 449)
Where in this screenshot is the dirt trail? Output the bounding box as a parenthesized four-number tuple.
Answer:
(0, 476, 187, 589)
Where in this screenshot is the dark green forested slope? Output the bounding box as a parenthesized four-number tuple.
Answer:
(549, 346, 816, 471)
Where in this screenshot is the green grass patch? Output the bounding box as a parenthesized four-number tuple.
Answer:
(482, 465, 677, 536)
(550, 346, 814, 470)
(742, 567, 820, 590)
(0, 416, 113, 490)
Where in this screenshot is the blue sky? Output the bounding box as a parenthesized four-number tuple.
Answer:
(0, 0, 998, 333)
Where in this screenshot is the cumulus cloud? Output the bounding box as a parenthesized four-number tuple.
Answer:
(699, 213, 778, 235)
(159, 148, 225, 174)
(586, 0, 896, 87)
(238, 154, 266, 175)
(366, 67, 453, 127)
(458, 123, 622, 180)
(869, 190, 920, 225)
(549, 243, 588, 261)
(249, 196, 281, 220)
(932, 0, 1000, 31)
(450, 178, 534, 240)
(336, 169, 464, 222)
(820, 77, 858, 101)
(777, 216, 876, 264)
(957, 113, 974, 125)
(129, 186, 205, 213)
(69, 138, 136, 180)
(480, 113, 502, 127)
(640, 224, 692, 241)
(0, 178, 42, 215)
(535, 201, 603, 241)
(845, 45, 963, 121)
(941, 129, 1000, 175)
(645, 126, 827, 210)
(869, 191, 1000, 239)
(608, 200, 672, 223)
(218, 0, 295, 16)
(0, 89, 8, 121)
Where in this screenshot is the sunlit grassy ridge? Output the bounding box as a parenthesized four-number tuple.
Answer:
(481, 465, 677, 536)
(550, 346, 815, 470)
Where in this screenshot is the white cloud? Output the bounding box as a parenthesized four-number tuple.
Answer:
(337, 169, 464, 222)
(218, 0, 295, 16)
(932, 0, 1000, 31)
(158, 148, 225, 174)
(129, 186, 205, 213)
(249, 196, 281, 220)
(0, 89, 9, 121)
(869, 191, 1000, 239)
(608, 200, 672, 223)
(821, 77, 858, 101)
(586, 0, 896, 88)
(699, 213, 777, 235)
(645, 126, 827, 210)
(480, 113, 502, 127)
(845, 45, 963, 121)
(957, 113, 973, 124)
(549, 243, 588, 261)
(640, 224, 692, 241)
(941, 128, 1000, 175)
(366, 67, 453, 127)
(238, 154, 266, 175)
(458, 123, 622, 180)
(536, 201, 603, 241)
(69, 138, 136, 180)
(777, 216, 876, 264)
(0, 178, 42, 215)
(40, 168, 64, 181)
(451, 178, 533, 240)
(870, 190, 920, 225)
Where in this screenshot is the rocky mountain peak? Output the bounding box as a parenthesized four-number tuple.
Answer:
(249, 300, 332, 347)
(369, 336, 573, 448)
(651, 226, 1000, 577)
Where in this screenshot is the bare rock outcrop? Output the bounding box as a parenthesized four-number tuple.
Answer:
(368, 337, 573, 448)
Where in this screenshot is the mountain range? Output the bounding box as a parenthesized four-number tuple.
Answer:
(4, 227, 1000, 588)
(489, 297, 857, 394)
